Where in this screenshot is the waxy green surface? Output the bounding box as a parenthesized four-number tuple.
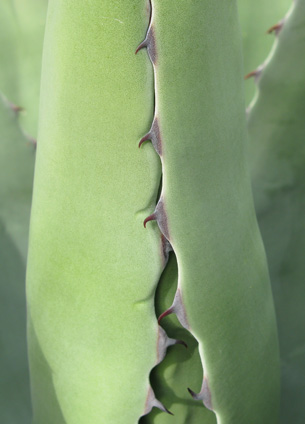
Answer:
(27, 0, 282, 423)
(142, 253, 216, 424)
(27, 1, 167, 423)
(238, 0, 291, 105)
(248, 1, 305, 422)
(149, 1, 280, 422)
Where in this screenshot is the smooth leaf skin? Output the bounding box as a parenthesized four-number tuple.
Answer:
(151, 1, 280, 422)
(0, 0, 48, 137)
(27, 1, 166, 423)
(237, 0, 291, 105)
(248, 1, 305, 422)
(0, 100, 34, 423)
(142, 254, 216, 424)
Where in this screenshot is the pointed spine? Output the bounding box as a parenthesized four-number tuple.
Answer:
(142, 387, 174, 417)
(157, 288, 190, 330)
(188, 377, 213, 411)
(139, 117, 162, 156)
(143, 197, 169, 241)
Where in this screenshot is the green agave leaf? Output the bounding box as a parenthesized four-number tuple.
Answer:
(238, 0, 291, 105)
(146, 1, 279, 422)
(27, 1, 280, 423)
(248, 1, 305, 422)
(142, 253, 216, 424)
(27, 2, 166, 423)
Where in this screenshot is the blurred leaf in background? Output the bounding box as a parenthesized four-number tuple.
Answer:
(0, 1, 48, 422)
(238, 0, 291, 105)
(247, 1, 305, 422)
(0, 0, 48, 137)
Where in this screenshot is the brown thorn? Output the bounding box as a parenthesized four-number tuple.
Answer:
(244, 70, 258, 80)
(135, 39, 147, 55)
(139, 132, 151, 148)
(267, 22, 283, 35)
(143, 213, 156, 228)
(158, 306, 174, 324)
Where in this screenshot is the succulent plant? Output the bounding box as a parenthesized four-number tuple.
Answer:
(3, 0, 305, 423)
(26, 1, 279, 423)
(0, 1, 47, 422)
(238, 0, 291, 104)
(247, 1, 305, 422)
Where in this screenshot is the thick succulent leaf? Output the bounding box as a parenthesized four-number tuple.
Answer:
(248, 1, 305, 422)
(147, 1, 280, 422)
(238, 0, 291, 104)
(27, 1, 281, 423)
(27, 2, 167, 423)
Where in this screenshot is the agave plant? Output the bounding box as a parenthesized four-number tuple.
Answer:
(238, 0, 290, 104)
(26, 1, 280, 423)
(247, 1, 305, 422)
(0, 1, 47, 422)
(1, 0, 304, 423)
